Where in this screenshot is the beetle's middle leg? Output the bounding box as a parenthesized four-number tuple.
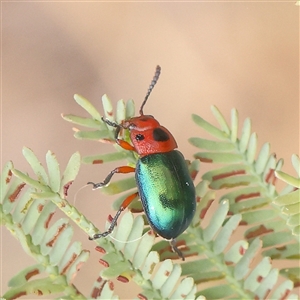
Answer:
(89, 191, 139, 240)
(87, 166, 135, 189)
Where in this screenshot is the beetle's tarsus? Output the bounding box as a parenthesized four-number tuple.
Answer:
(87, 181, 106, 189)
(89, 209, 123, 241)
(170, 239, 185, 261)
(89, 232, 110, 240)
(102, 117, 119, 128)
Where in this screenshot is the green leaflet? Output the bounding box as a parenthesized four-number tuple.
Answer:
(192, 114, 228, 140)
(141, 251, 160, 280)
(2, 175, 26, 215)
(3, 278, 67, 300)
(74, 129, 113, 140)
(275, 190, 300, 206)
(74, 94, 102, 121)
(276, 170, 300, 188)
(280, 267, 300, 287)
(62, 114, 103, 129)
(230, 108, 239, 142)
(12, 168, 51, 192)
(271, 280, 296, 300)
(198, 284, 234, 299)
(22, 147, 49, 184)
(7, 264, 46, 287)
(170, 277, 196, 299)
(181, 259, 216, 277)
(243, 257, 272, 291)
(102, 94, 114, 123)
(211, 105, 231, 135)
(239, 118, 251, 153)
(246, 132, 258, 164)
(125, 98, 135, 119)
(46, 151, 61, 193)
(291, 154, 300, 176)
(224, 240, 248, 264)
(116, 98, 126, 124)
(123, 215, 145, 258)
(159, 263, 181, 297)
(234, 238, 261, 280)
(194, 152, 244, 163)
(213, 213, 242, 254)
(263, 243, 300, 259)
(203, 199, 229, 242)
(82, 151, 131, 165)
(255, 268, 279, 299)
(189, 137, 235, 152)
(92, 280, 119, 300)
(60, 152, 81, 197)
(255, 143, 270, 174)
(152, 259, 175, 290)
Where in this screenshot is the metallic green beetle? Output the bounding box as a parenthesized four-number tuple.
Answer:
(88, 66, 196, 260)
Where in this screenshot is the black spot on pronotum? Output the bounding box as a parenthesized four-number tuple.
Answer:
(135, 134, 145, 141)
(153, 128, 170, 142)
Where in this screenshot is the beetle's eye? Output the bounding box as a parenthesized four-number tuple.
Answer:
(135, 134, 145, 141)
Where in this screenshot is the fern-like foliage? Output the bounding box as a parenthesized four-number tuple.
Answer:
(1, 94, 299, 299)
(189, 107, 300, 293)
(1, 153, 90, 299)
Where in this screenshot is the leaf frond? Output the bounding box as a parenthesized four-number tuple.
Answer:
(190, 106, 300, 294)
(1, 158, 89, 299)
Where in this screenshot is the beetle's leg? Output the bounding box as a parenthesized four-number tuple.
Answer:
(170, 239, 185, 261)
(87, 166, 135, 189)
(114, 126, 136, 151)
(102, 117, 136, 152)
(116, 139, 136, 151)
(89, 192, 139, 240)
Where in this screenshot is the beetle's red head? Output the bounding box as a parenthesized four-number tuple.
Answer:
(121, 115, 177, 156)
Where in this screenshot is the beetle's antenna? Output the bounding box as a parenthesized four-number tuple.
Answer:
(139, 65, 161, 115)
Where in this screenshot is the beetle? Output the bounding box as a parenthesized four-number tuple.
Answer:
(88, 66, 196, 260)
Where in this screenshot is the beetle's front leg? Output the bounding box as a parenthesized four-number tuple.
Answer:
(89, 192, 139, 240)
(87, 166, 135, 189)
(102, 117, 136, 152)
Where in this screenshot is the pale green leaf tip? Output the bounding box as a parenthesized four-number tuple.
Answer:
(102, 94, 111, 103)
(74, 93, 81, 99)
(7, 160, 14, 169)
(22, 146, 32, 155)
(275, 171, 300, 188)
(231, 107, 238, 114)
(291, 154, 300, 174)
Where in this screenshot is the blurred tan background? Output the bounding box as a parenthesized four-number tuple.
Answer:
(2, 2, 299, 298)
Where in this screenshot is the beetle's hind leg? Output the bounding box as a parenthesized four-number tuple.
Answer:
(170, 239, 185, 261)
(89, 192, 139, 240)
(88, 166, 135, 189)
